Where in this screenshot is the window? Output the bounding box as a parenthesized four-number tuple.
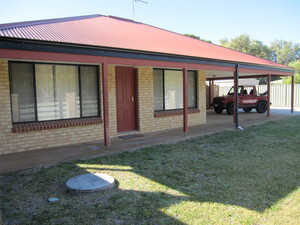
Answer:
(227, 86, 242, 95)
(10, 63, 36, 122)
(10, 62, 99, 123)
(80, 66, 99, 117)
(153, 69, 197, 111)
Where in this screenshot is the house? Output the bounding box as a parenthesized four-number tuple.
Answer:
(0, 14, 295, 155)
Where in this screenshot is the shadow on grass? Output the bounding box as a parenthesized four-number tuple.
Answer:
(90, 152, 298, 213)
(1, 117, 300, 224)
(56, 117, 299, 224)
(82, 117, 300, 213)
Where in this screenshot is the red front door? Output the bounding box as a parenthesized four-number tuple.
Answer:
(116, 67, 137, 133)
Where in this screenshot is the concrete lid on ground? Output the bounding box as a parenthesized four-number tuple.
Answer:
(66, 173, 115, 194)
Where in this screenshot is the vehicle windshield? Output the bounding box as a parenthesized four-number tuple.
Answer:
(227, 87, 241, 95)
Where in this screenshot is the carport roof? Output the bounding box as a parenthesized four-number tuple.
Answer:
(0, 14, 295, 73)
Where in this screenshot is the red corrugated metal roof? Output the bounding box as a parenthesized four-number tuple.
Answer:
(0, 14, 292, 69)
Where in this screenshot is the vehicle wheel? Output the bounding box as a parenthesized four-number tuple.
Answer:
(243, 107, 252, 112)
(214, 106, 223, 114)
(226, 102, 234, 115)
(256, 101, 267, 113)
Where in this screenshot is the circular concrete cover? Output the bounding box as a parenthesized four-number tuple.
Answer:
(66, 173, 115, 194)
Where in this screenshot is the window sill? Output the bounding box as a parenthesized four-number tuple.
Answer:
(12, 117, 102, 133)
(154, 108, 200, 118)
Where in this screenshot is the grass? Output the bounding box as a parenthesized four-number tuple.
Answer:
(1, 116, 300, 225)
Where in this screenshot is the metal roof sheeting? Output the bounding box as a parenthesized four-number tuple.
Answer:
(0, 14, 292, 70)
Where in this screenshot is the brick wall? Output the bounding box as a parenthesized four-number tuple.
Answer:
(137, 66, 206, 133)
(107, 65, 118, 137)
(198, 70, 207, 124)
(0, 60, 104, 155)
(0, 61, 207, 155)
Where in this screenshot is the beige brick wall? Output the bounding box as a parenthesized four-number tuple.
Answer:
(137, 66, 206, 133)
(107, 65, 118, 137)
(0, 61, 207, 155)
(0, 60, 104, 155)
(198, 70, 207, 124)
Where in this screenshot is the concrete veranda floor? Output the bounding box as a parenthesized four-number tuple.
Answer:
(1, 108, 299, 175)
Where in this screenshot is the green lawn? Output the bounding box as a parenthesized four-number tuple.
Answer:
(1, 116, 300, 225)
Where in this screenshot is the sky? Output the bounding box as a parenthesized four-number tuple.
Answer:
(1, 0, 299, 45)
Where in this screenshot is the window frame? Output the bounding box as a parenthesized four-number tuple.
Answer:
(153, 68, 198, 112)
(9, 61, 101, 124)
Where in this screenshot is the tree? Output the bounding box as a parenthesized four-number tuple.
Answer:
(184, 34, 212, 43)
(248, 39, 272, 61)
(219, 34, 272, 60)
(270, 40, 300, 65)
(220, 34, 251, 53)
(282, 60, 300, 84)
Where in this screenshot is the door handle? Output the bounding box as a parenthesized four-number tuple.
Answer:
(131, 96, 134, 102)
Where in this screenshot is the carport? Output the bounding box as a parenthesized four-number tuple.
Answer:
(206, 65, 295, 128)
(0, 14, 296, 153)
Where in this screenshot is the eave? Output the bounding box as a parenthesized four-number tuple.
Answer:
(0, 37, 295, 76)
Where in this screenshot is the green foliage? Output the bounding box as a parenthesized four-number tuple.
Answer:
(184, 33, 212, 43)
(220, 34, 272, 60)
(219, 35, 300, 66)
(250, 39, 272, 60)
(270, 40, 300, 65)
(184, 33, 200, 39)
(282, 60, 300, 84)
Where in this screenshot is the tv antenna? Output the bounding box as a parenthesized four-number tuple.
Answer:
(132, 0, 148, 20)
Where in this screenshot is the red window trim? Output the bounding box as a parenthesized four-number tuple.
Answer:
(154, 108, 200, 118)
(12, 117, 102, 133)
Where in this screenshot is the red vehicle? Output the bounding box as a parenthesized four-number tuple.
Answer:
(212, 85, 269, 115)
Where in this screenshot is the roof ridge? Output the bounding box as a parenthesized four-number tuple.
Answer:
(0, 14, 103, 30)
(108, 15, 135, 23)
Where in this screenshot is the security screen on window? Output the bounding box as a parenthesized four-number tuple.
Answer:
(153, 70, 164, 111)
(153, 69, 197, 111)
(35, 64, 80, 121)
(10, 63, 36, 122)
(164, 70, 183, 110)
(80, 66, 99, 117)
(9, 62, 99, 123)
